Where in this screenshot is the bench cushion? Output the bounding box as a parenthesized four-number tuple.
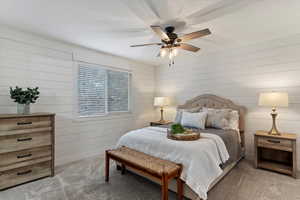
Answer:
(107, 147, 181, 177)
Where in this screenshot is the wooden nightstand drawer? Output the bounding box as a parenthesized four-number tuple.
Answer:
(0, 132, 51, 154)
(258, 137, 292, 151)
(0, 161, 51, 190)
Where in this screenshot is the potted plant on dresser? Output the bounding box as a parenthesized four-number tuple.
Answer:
(9, 86, 40, 114)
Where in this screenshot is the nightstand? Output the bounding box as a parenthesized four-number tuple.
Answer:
(254, 130, 297, 178)
(150, 121, 172, 127)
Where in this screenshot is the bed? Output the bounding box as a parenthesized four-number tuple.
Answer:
(116, 94, 246, 200)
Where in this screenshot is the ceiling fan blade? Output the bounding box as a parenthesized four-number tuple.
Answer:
(150, 25, 170, 41)
(130, 43, 162, 47)
(178, 43, 200, 52)
(178, 28, 211, 42)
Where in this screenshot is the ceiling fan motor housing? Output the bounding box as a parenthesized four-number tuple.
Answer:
(163, 26, 178, 45)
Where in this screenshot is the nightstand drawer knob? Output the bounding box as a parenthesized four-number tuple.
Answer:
(267, 139, 280, 144)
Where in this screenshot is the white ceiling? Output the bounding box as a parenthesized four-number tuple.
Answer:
(0, 0, 300, 65)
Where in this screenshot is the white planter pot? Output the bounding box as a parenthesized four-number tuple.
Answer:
(17, 104, 30, 114)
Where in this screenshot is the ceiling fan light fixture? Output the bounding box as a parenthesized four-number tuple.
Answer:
(169, 49, 175, 60)
(160, 48, 167, 57)
(168, 52, 173, 60)
(172, 48, 178, 56)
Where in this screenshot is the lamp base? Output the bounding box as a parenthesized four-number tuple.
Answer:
(157, 107, 166, 124)
(268, 108, 281, 135)
(268, 127, 280, 135)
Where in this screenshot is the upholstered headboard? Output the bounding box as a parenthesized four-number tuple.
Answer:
(177, 94, 247, 147)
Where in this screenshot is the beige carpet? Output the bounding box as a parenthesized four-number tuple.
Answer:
(1, 155, 299, 200)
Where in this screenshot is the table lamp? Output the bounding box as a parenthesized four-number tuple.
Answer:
(258, 92, 289, 135)
(154, 97, 169, 123)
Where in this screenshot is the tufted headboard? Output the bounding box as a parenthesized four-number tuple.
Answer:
(177, 94, 247, 147)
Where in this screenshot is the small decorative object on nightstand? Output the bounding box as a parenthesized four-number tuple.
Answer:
(154, 97, 170, 124)
(258, 92, 289, 135)
(254, 130, 297, 178)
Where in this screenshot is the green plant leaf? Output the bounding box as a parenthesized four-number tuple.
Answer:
(171, 123, 185, 134)
(9, 86, 40, 104)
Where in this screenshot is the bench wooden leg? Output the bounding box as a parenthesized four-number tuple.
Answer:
(105, 151, 110, 182)
(116, 164, 122, 171)
(177, 178, 183, 200)
(121, 164, 126, 175)
(161, 173, 169, 200)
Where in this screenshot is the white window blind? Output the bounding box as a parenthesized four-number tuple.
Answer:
(78, 63, 130, 117)
(107, 70, 129, 112)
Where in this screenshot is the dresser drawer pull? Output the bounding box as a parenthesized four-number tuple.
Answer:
(17, 137, 32, 142)
(17, 170, 32, 176)
(17, 153, 32, 159)
(267, 140, 280, 144)
(17, 122, 33, 125)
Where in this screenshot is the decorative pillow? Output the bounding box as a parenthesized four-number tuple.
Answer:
(227, 110, 239, 131)
(202, 107, 231, 129)
(174, 107, 202, 124)
(180, 111, 207, 129)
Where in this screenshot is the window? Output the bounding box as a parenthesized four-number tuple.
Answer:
(78, 63, 130, 117)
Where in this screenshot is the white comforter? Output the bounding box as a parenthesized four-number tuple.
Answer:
(116, 127, 229, 200)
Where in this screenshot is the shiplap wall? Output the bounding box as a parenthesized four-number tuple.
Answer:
(0, 25, 156, 165)
(155, 35, 300, 170)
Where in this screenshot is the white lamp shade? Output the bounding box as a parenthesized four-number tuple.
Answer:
(258, 92, 289, 107)
(154, 97, 169, 107)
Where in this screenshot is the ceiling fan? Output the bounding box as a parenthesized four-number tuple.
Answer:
(130, 25, 211, 66)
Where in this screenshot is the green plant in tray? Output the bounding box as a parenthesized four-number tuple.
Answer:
(171, 123, 185, 134)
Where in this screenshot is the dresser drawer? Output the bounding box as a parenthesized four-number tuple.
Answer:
(257, 137, 292, 151)
(0, 146, 52, 170)
(0, 127, 52, 137)
(0, 132, 51, 154)
(0, 161, 51, 190)
(0, 117, 51, 131)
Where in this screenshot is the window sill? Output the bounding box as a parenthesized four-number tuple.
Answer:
(73, 112, 134, 122)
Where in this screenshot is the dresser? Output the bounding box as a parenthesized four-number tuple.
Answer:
(254, 130, 297, 178)
(0, 113, 55, 190)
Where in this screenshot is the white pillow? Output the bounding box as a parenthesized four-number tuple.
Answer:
(174, 107, 201, 124)
(180, 111, 207, 129)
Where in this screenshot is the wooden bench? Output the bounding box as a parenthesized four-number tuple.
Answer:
(105, 147, 183, 200)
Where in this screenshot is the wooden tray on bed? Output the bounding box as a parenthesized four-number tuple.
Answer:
(167, 129, 200, 141)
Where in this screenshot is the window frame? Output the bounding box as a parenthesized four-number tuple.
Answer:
(74, 61, 132, 119)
